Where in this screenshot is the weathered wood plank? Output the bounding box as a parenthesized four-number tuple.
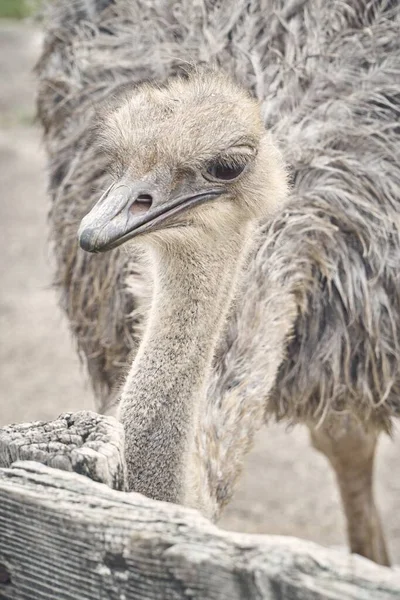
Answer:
(0, 462, 399, 600)
(0, 412, 126, 491)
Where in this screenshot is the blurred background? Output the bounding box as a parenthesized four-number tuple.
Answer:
(1, 1, 400, 564)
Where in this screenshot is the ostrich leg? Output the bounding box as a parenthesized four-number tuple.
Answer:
(309, 416, 390, 566)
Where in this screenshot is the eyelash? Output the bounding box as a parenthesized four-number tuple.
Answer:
(204, 156, 249, 181)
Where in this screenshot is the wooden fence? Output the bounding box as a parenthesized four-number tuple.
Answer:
(0, 411, 399, 599)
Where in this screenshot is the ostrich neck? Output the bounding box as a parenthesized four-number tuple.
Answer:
(119, 232, 249, 503)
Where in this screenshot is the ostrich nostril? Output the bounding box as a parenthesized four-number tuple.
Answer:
(137, 193, 153, 204)
(130, 193, 153, 215)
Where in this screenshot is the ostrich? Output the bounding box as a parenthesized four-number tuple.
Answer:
(37, 0, 400, 567)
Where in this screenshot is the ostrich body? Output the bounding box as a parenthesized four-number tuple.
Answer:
(37, 0, 400, 566)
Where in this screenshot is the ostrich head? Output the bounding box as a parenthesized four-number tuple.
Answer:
(78, 69, 287, 252)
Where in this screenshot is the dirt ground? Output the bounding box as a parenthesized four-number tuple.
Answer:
(1, 21, 400, 565)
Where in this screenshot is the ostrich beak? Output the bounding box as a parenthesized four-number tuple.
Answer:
(78, 179, 224, 252)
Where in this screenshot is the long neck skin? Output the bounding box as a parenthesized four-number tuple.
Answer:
(118, 229, 251, 506)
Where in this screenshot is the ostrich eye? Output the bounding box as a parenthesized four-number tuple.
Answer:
(205, 160, 246, 181)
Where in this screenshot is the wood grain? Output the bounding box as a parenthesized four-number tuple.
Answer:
(0, 461, 399, 600)
(0, 411, 126, 491)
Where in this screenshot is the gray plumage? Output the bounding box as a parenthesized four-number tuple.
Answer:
(37, 0, 399, 565)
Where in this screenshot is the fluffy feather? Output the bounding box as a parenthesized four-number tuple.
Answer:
(37, 0, 400, 511)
